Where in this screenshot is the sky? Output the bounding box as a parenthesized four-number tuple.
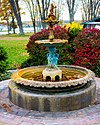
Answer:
(21, 9, 82, 22)
(20, 2, 82, 22)
(61, 7, 82, 21)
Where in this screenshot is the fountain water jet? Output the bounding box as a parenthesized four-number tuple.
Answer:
(8, 3, 96, 112)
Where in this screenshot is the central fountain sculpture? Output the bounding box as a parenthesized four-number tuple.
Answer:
(8, 4, 96, 112)
(35, 3, 66, 82)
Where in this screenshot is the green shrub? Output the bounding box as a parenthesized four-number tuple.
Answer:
(0, 46, 8, 73)
(0, 71, 11, 81)
(73, 28, 100, 77)
(21, 26, 69, 67)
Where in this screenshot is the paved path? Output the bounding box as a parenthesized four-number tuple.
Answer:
(0, 37, 29, 41)
(0, 78, 100, 125)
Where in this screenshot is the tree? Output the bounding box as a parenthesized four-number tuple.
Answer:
(36, 0, 51, 28)
(10, 12, 17, 34)
(23, 0, 36, 33)
(53, 0, 65, 21)
(89, 0, 100, 19)
(0, 0, 12, 34)
(81, 0, 100, 21)
(9, 0, 24, 35)
(65, 0, 80, 23)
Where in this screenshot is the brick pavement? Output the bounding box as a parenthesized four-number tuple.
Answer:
(0, 78, 100, 125)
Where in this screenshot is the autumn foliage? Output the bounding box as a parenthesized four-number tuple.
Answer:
(0, 0, 12, 24)
(73, 28, 100, 77)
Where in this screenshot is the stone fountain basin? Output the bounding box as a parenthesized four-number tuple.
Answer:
(11, 65, 95, 88)
(9, 65, 96, 112)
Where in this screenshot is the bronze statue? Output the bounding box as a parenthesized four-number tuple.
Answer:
(46, 3, 56, 21)
(44, 3, 59, 41)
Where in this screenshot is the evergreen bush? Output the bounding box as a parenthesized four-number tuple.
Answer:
(0, 46, 8, 73)
(0, 46, 10, 81)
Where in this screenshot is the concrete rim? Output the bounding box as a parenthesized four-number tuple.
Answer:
(11, 65, 95, 88)
(8, 80, 96, 112)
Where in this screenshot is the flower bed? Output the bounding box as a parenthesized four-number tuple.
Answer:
(73, 28, 100, 77)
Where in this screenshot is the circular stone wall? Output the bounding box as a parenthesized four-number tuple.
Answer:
(8, 80, 96, 112)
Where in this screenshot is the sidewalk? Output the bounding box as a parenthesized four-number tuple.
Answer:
(0, 78, 100, 125)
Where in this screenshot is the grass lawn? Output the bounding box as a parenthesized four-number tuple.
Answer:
(0, 34, 30, 69)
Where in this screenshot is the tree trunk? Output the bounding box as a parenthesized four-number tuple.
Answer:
(9, 0, 24, 35)
(69, 14, 74, 23)
(31, 17, 36, 33)
(17, 15, 24, 36)
(30, 0, 36, 33)
(90, 0, 93, 20)
(12, 16, 16, 34)
(7, 19, 10, 34)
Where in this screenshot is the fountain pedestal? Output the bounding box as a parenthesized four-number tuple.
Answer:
(42, 68, 62, 81)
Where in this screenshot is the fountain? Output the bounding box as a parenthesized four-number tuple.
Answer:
(8, 4, 96, 112)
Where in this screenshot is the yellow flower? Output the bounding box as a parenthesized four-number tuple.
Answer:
(63, 21, 83, 31)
